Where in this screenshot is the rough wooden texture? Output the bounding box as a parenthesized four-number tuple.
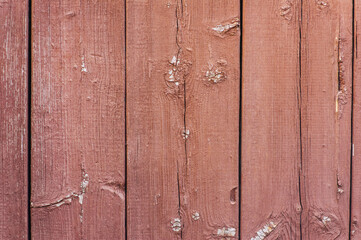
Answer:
(126, 0, 185, 238)
(127, 0, 240, 238)
(241, 0, 302, 239)
(0, 1, 29, 239)
(31, 0, 125, 239)
(351, 1, 361, 238)
(300, 0, 353, 238)
(182, 0, 240, 238)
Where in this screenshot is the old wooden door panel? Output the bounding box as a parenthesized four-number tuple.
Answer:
(31, 0, 125, 239)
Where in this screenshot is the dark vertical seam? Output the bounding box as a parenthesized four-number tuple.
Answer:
(239, 0, 243, 239)
(27, 0, 32, 239)
(349, 0, 355, 239)
(175, 0, 184, 238)
(124, 0, 127, 239)
(298, 1, 304, 239)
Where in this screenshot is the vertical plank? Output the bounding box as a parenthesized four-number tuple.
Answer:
(127, 0, 240, 238)
(351, 0, 361, 238)
(242, 0, 302, 239)
(300, 0, 353, 238)
(31, 0, 125, 239)
(182, 0, 240, 238)
(126, 0, 184, 238)
(0, 0, 28, 239)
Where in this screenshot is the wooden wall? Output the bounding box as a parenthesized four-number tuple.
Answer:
(0, 0, 360, 239)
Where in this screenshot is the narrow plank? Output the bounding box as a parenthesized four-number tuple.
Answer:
(351, 0, 361, 238)
(126, 0, 185, 238)
(31, 0, 125, 239)
(300, 0, 353, 238)
(0, 0, 29, 239)
(181, 0, 240, 238)
(241, 0, 302, 239)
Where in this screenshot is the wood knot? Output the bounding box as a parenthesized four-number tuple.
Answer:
(280, 1, 293, 21)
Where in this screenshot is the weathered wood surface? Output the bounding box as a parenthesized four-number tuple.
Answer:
(31, 0, 125, 239)
(241, 0, 302, 239)
(351, 0, 361, 238)
(127, 0, 240, 238)
(0, 1, 29, 239)
(300, 0, 353, 238)
(126, 0, 183, 238)
(182, 0, 240, 238)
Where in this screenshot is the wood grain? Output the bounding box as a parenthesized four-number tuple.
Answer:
(182, 0, 240, 238)
(300, 0, 353, 238)
(126, 0, 185, 239)
(351, 0, 361, 238)
(241, 0, 302, 239)
(0, 1, 29, 239)
(31, 0, 125, 239)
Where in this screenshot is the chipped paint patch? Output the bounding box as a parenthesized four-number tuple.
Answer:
(322, 216, 331, 226)
(250, 222, 277, 240)
(217, 227, 236, 237)
(212, 18, 240, 37)
(164, 55, 191, 97)
(171, 218, 182, 232)
(182, 128, 190, 139)
(316, 0, 329, 9)
(192, 212, 200, 221)
(81, 56, 88, 72)
(204, 59, 227, 84)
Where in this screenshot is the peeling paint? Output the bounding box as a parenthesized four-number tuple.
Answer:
(217, 227, 236, 237)
(212, 18, 240, 37)
(81, 56, 88, 72)
(204, 59, 227, 84)
(250, 222, 277, 240)
(316, 0, 329, 9)
(192, 212, 200, 221)
(182, 128, 190, 139)
(164, 55, 191, 97)
(171, 218, 182, 232)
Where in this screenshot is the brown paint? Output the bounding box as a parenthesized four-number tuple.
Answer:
(31, 0, 125, 239)
(300, 0, 353, 238)
(242, 0, 302, 239)
(0, 1, 29, 239)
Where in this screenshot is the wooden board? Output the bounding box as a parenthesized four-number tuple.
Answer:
(300, 0, 353, 238)
(241, 0, 302, 239)
(126, 0, 240, 238)
(182, 0, 240, 238)
(0, 1, 29, 239)
(126, 0, 184, 238)
(31, 0, 126, 239)
(351, 0, 361, 238)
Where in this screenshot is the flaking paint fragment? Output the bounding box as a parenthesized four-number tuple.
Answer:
(192, 212, 200, 221)
(81, 56, 88, 72)
(217, 227, 236, 237)
(212, 19, 240, 35)
(250, 222, 277, 240)
(171, 218, 182, 232)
